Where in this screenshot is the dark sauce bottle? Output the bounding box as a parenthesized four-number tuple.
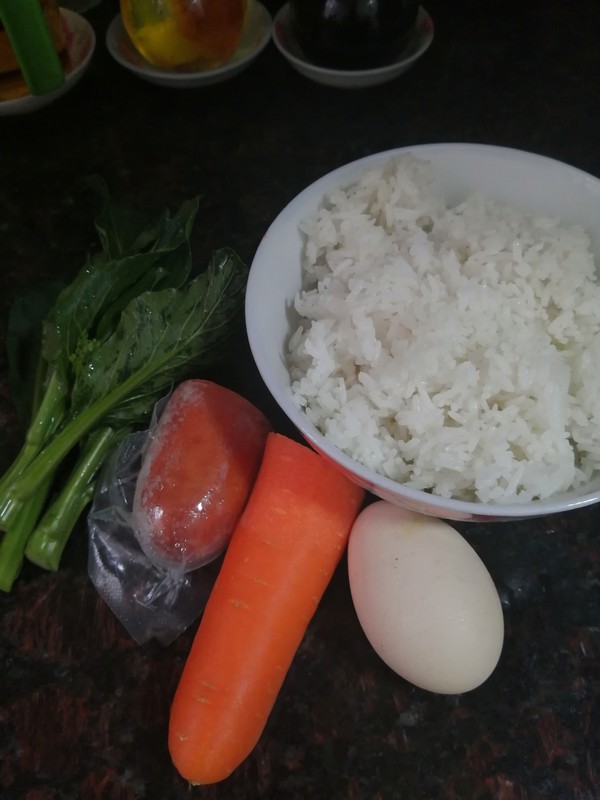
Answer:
(290, 0, 419, 70)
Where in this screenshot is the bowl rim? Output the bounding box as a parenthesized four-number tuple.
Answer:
(246, 142, 600, 521)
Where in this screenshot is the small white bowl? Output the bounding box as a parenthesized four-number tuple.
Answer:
(246, 143, 600, 522)
(0, 8, 95, 116)
(272, 3, 434, 89)
(106, 0, 271, 88)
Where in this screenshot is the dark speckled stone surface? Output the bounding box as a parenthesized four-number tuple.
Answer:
(1, 0, 600, 797)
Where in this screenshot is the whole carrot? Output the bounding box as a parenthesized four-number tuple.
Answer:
(168, 432, 365, 785)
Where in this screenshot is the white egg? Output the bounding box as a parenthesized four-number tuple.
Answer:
(347, 501, 504, 695)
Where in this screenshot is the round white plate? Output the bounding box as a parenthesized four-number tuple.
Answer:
(0, 8, 96, 116)
(272, 4, 434, 89)
(106, 0, 272, 88)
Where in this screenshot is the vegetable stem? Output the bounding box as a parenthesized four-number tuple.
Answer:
(25, 426, 125, 572)
(0, 479, 52, 592)
(2, 369, 148, 512)
(0, 368, 66, 500)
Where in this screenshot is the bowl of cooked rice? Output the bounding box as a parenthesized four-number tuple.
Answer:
(246, 143, 600, 521)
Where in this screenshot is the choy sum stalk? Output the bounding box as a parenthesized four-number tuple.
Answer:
(0, 478, 52, 593)
(25, 426, 128, 572)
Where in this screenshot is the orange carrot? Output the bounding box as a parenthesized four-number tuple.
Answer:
(168, 432, 365, 785)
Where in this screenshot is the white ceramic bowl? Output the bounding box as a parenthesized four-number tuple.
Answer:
(272, 4, 433, 89)
(246, 143, 600, 522)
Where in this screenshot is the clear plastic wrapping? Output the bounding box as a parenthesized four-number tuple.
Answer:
(87, 426, 217, 646)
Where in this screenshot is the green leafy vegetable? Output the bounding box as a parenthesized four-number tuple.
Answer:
(0, 186, 248, 591)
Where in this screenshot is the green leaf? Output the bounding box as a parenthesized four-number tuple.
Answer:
(42, 196, 201, 369)
(87, 176, 157, 259)
(70, 247, 248, 428)
(94, 197, 200, 341)
(89, 176, 202, 264)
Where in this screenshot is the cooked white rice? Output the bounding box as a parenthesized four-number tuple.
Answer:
(287, 155, 600, 504)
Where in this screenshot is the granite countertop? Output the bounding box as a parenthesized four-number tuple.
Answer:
(1, 1, 599, 798)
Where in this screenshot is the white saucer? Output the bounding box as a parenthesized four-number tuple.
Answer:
(106, 0, 272, 88)
(0, 8, 96, 116)
(272, 4, 434, 89)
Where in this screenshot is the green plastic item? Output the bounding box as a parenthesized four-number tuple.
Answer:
(0, 0, 64, 95)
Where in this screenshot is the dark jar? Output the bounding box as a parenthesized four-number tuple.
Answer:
(290, 0, 419, 70)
